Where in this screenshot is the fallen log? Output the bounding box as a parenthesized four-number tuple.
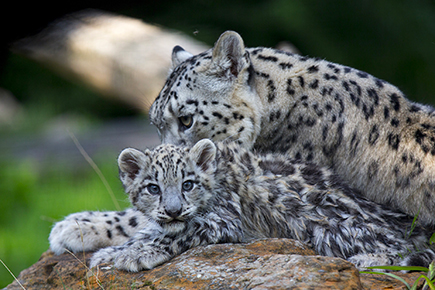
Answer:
(13, 9, 209, 112)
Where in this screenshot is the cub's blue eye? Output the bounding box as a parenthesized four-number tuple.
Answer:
(182, 181, 194, 192)
(147, 184, 160, 195)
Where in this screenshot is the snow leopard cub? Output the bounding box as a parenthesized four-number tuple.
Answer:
(50, 139, 434, 272)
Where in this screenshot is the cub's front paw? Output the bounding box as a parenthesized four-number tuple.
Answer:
(90, 245, 171, 272)
(89, 247, 118, 269)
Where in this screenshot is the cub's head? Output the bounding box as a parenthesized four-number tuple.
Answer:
(149, 31, 261, 149)
(118, 139, 217, 233)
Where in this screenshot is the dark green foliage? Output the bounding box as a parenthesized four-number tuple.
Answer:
(124, 0, 435, 105)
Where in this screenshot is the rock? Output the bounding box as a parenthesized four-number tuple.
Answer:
(3, 239, 426, 290)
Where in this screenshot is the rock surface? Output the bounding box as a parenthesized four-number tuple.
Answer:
(4, 239, 424, 290)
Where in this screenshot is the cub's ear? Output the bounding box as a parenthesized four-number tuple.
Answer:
(190, 139, 217, 174)
(118, 148, 149, 181)
(211, 30, 248, 78)
(171, 45, 194, 69)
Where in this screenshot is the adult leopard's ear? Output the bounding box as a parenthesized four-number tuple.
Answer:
(171, 45, 194, 69)
(190, 139, 217, 174)
(211, 30, 248, 78)
(118, 148, 149, 182)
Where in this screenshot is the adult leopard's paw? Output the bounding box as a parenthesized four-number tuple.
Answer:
(347, 253, 399, 271)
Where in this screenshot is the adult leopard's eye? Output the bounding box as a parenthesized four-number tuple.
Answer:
(147, 184, 161, 195)
(179, 115, 193, 129)
(182, 181, 194, 192)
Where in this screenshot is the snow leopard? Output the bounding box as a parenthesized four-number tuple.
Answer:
(49, 139, 435, 272)
(149, 30, 435, 226)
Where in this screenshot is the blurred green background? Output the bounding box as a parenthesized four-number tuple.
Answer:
(1, 0, 435, 287)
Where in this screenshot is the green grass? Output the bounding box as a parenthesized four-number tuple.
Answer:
(361, 261, 435, 290)
(0, 52, 140, 288)
(0, 153, 131, 288)
(0, 50, 140, 289)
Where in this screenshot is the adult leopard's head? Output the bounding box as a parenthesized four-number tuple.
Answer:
(149, 31, 262, 148)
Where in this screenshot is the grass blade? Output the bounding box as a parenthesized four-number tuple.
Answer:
(413, 274, 435, 290)
(68, 130, 121, 211)
(360, 271, 411, 289)
(365, 265, 429, 272)
(0, 258, 26, 290)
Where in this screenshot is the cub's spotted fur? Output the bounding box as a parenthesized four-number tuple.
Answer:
(49, 140, 434, 272)
(150, 31, 435, 226)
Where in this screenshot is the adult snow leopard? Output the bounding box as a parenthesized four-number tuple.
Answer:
(149, 31, 435, 226)
(50, 139, 435, 272)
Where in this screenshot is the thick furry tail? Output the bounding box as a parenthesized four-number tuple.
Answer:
(401, 249, 435, 268)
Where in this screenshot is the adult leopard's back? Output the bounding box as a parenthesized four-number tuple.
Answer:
(149, 30, 435, 226)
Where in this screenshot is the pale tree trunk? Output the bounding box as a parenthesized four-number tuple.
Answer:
(13, 9, 209, 112)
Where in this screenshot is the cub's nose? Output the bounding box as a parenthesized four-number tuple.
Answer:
(163, 190, 183, 218)
(165, 207, 183, 218)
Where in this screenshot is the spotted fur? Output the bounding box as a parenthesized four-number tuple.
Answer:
(49, 140, 434, 272)
(150, 31, 435, 226)
(49, 209, 150, 255)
